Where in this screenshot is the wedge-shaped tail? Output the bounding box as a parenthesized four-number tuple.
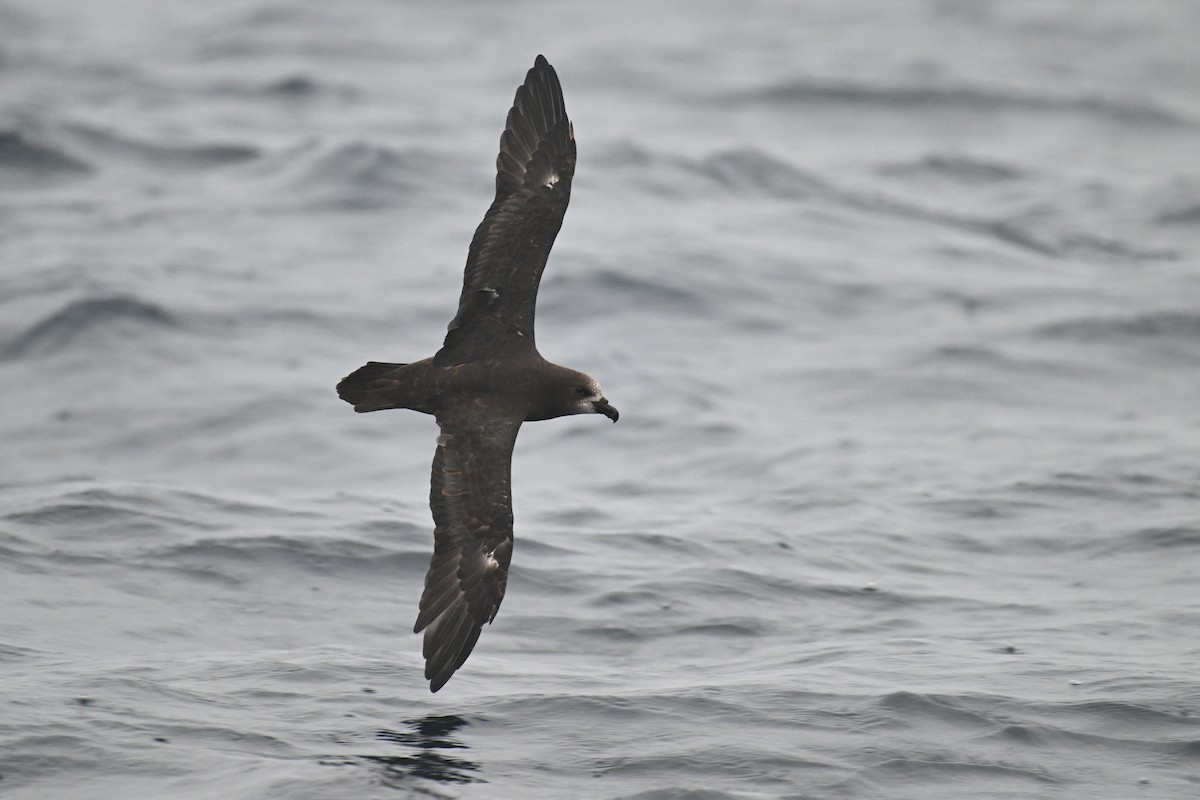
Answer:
(336, 361, 409, 413)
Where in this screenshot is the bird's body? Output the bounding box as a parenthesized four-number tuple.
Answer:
(337, 56, 616, 692)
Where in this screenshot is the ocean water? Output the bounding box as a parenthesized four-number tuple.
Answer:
(3, 1, 1200, 797)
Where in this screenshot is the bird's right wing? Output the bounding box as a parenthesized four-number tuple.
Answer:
(413, 415, 523, 692)
(434, 55, 575, 366)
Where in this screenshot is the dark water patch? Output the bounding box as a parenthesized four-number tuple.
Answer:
(954, 217, 1060, 257)
(591, 588, 673, 609)
(1157, 203, 1200, 225)
(590, 140, 712, 199)
(2, 296, 177, 360)
(598, 141, 1171, 261)
(274, 140, 449, 210)
(911, 343, 1047, 372)
(729, 78, 1190, 127)
(797, 169, 1106, 259)
(1008, 471, 1200, 514)
(574, 616, 764, 642)
(0, 528, 33, 557)
(979, 717, 1198, 758)
(1008, 474, 1115, 503)
(509, 562, 592, 596)
(905, 343, 1101, 403)
(1022, 698, 1200, 743)
(7, 502, 176, 541)
(208, 73, 359, 103)
(347, 517, 428, 541)
(217, 304, 334, 329)
(576, 624, 641, 642)
(593, 141, 828, 201)
(596, 531, 716, 558)
(1101, 525, 1200, 554)
(0, 130, 92, 176)
(508, 531, 588, 559)
(365, 714, 482, 786)
(615, 790, 745, 800)
(865, 755, 1059, 786)
(1056, 233, 1178, 260)
(591, 748, 809, 786)
(64, 123, 259, 169)
(150, 535, 426, 576)
(673, 619, 765, 638)
(586, 267, 710, 312)
(878, 153, 1025, 183)
(1037, 311, 1200, 344)
(535, 506, 614, 529)
(0, 641, 42, 662)
(919, 213, 1177, 260)
(695, 147, 829, 199)
(877, 691, 997, 730)
(856, 196, 1121, 259)
(919, 498, 1049, 526)
(0, 733, 123, 782)
(983, 722, 1053, 746)
(542, 263, 713, 321)
(3, 488, 221, 551)
(665, 567, 811, 605)
(265, 74, 319, 97)
(1153, 180, 1200, 225)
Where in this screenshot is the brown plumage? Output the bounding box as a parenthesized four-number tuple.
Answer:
(337, 56, 617, 693)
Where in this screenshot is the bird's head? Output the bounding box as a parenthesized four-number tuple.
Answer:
(569, 376, 619, 422)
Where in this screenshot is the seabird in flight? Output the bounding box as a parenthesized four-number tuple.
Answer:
(337, 56, 617, 692)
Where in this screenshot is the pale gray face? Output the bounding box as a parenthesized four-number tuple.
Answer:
(570, 376, 618, 422)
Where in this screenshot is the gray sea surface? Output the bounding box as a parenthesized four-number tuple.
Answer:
(3, 1, 1200, 798)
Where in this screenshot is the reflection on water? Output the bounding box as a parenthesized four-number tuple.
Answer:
(365, 714, 483, 787)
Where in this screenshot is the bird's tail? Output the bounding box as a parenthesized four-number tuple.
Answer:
(336, 361, 411, 413)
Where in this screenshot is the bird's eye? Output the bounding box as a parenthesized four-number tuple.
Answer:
(574, 386, 589, 396)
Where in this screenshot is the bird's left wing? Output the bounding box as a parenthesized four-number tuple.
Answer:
(413, 415, 523, 691)
(434, 55, 575, 366)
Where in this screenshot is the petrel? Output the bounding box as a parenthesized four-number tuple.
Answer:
(337, 56, 617, 692)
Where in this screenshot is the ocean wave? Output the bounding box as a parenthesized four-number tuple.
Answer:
(863, 756, 1059, 789)
(727, 78, 1191, 128)
(1, 485, 218, 563)
(1157, 202, 1200, 225)
(877, 153, 1025, 183)
(536, 257, 716, 333)
(0, 130, 92, 176)
(1154, 180, 1200, 225)
(1097, 525, 1200, 555)
(594, 142, 1171, 260)
(64, 123, 259, 169)
(593, 141, 828, 201)
(695, 147, 830, 199)
(0, 641, 43, 662)
(147, 535, 428, 576)
(1, 483, 431, 589)
(1, 296, 177, 360)
(0, 733, 119, 785)
(260, 74, 333, 99)
(2, 482, 324, 541)
(1037, 311, 1200, 344)
(846, 190, 1177, 260)
(218, 73, 353, 100)
(266, 140, 450, 210)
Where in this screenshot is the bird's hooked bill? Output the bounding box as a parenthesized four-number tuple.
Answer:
(595, 398, 619, 422)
